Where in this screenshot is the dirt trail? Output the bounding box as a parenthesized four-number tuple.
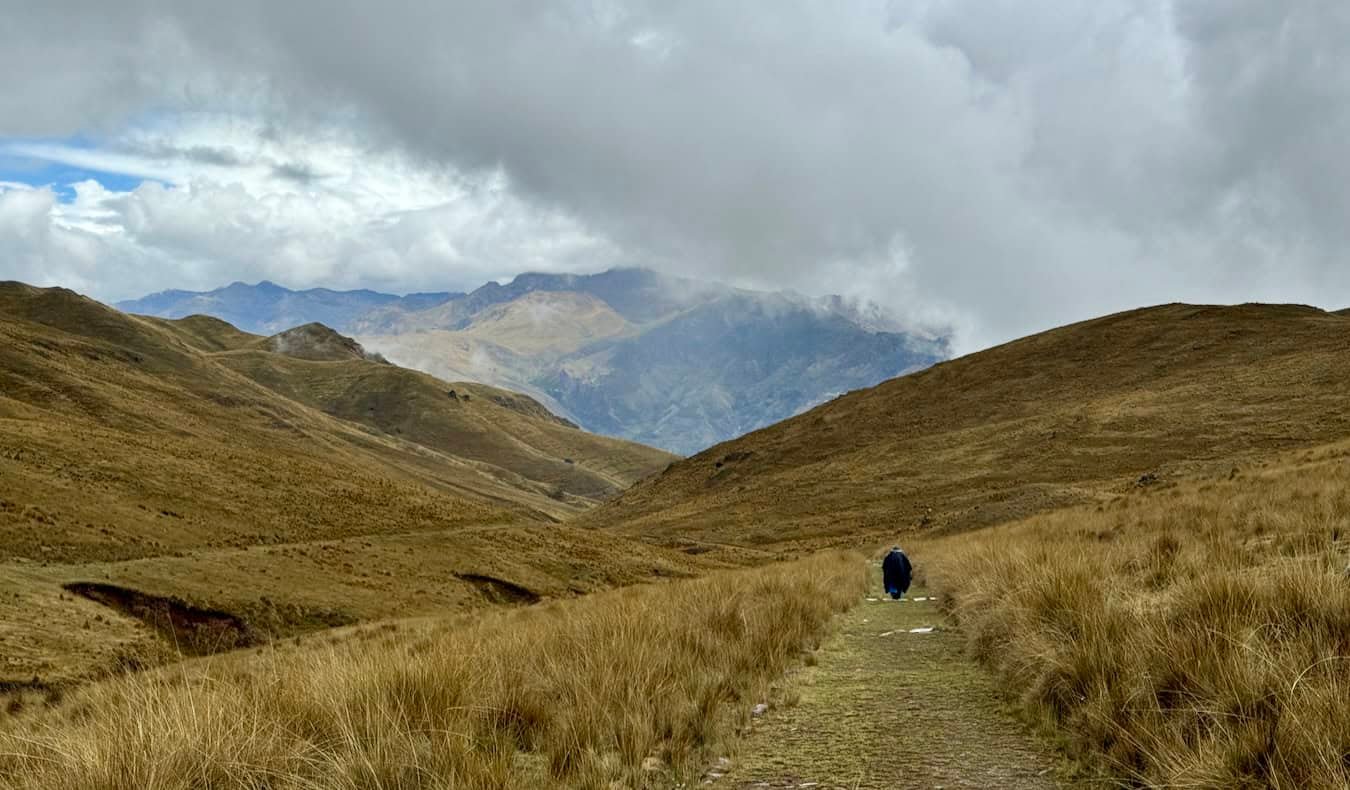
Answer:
(715, 575, 1063, 789)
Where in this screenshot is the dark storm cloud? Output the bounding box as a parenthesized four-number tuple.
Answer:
(270, 162, 321, 185)
(179, 146, 246, 168)
(2, 1, 1349, 349)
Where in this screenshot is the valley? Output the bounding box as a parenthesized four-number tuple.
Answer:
(5, 286, 1350, 787)
(4, 6, 1341, 787)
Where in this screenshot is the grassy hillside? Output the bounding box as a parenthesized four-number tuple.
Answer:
(0, 552, 863, 790)
(582, 303, 1350, 551)
(0, 282, 691, 686)
(204, 325, 675, 505)
(921, 439, 1350, 787)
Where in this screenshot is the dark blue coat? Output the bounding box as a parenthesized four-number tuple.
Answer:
(882, 549, 913, 598)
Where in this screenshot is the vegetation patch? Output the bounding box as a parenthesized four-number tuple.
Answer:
(924, 445, 1350, 788)
(3, 551, 864, 789)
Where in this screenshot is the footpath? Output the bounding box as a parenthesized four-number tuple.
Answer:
(712, 577, 1064, 789)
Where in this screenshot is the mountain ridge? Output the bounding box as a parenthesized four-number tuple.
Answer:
(117, 281, 460, 336)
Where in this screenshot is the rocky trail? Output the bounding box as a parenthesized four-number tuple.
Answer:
(711, 574, 1065, 789)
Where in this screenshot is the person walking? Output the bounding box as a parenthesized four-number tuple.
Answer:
(882, 546, 913, 600)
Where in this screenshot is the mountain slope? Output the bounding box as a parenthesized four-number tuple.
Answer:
(580, 303, 1350, 549)
(361, 271, 945, 454)
(536, 291, 942, 451)
(349, 269, 708, 335)
(209, 344, 675, 503)
(0, 283, 689, 685)
(135, 311, 675, 513)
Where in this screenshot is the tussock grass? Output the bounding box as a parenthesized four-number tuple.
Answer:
(0, 551, 864, 789)
(925, 449, 1350, 788)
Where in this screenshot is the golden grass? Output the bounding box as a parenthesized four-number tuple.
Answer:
(0, 551, 865, 789)
(923, 444, 1350, 788)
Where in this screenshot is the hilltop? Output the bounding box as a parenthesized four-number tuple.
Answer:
(119, 269, 946, 454)
(257, 322, 390, 362)
(581, 302, 1350, 550)
(0, 283, 688, 685)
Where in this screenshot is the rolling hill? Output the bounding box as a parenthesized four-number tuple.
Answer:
(119, 269, 947, 454)
(150, 317, 674, 505)
(580, 302, 1350, 551)
(0, 282, 692, 686)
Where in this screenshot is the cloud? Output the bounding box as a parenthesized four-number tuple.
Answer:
(3, 1, 1350, 350)
(270, 162, 319, 184)
(0, 117, 621, 300)
(0, 183, 120, 295)
(5, 142, 182, 184)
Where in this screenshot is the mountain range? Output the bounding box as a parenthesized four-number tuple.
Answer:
(117, 280, 459, 336)
(118, 270, 946, 455)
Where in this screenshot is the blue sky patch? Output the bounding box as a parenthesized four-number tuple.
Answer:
(0, 138, 150, 201)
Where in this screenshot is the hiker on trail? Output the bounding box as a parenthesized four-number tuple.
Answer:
(882, 546, 913, 600)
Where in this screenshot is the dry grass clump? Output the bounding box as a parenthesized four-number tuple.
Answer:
(925, 450, 1350, 788)
(0, 551, 864, 790)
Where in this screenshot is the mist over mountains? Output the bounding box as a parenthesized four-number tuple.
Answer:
(120, 269, 946, 454)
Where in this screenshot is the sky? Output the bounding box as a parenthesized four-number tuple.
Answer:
(2, 1, 1348, 352)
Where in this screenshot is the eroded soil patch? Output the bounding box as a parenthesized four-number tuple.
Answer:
(63, 582, 258, 656)
(454, 573, 541, 605)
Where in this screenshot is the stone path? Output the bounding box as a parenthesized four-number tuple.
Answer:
(712, 575, 1063, 789)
